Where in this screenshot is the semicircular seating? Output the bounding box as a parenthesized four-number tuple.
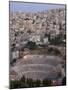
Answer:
(12, 55, 62, 80)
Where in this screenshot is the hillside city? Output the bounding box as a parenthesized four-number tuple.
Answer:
(9, 8, 66, 88)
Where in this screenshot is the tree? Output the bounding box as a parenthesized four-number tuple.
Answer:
(54, 48, 61, 55)
(49, 34, 63, 45)
(21, 76, 25, 82)
(48, 34, 51, 41)
(26, 78, 34, 87)
(42, 79, 51, 86)
(10, 80, 21, 89)
(62, 77, 66, 85)
(48, 47, 53, 53)
(26, 41, 37, 50)
(35, 79, 41, 87)
(64, 34, 66, 40)
(10, 59, 16, 66)
(20, 76, 26, 88)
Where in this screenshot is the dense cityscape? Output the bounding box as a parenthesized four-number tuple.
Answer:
(9, 7, 66, 88)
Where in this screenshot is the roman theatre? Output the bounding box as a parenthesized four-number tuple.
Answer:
(11, 55, 64, 80)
